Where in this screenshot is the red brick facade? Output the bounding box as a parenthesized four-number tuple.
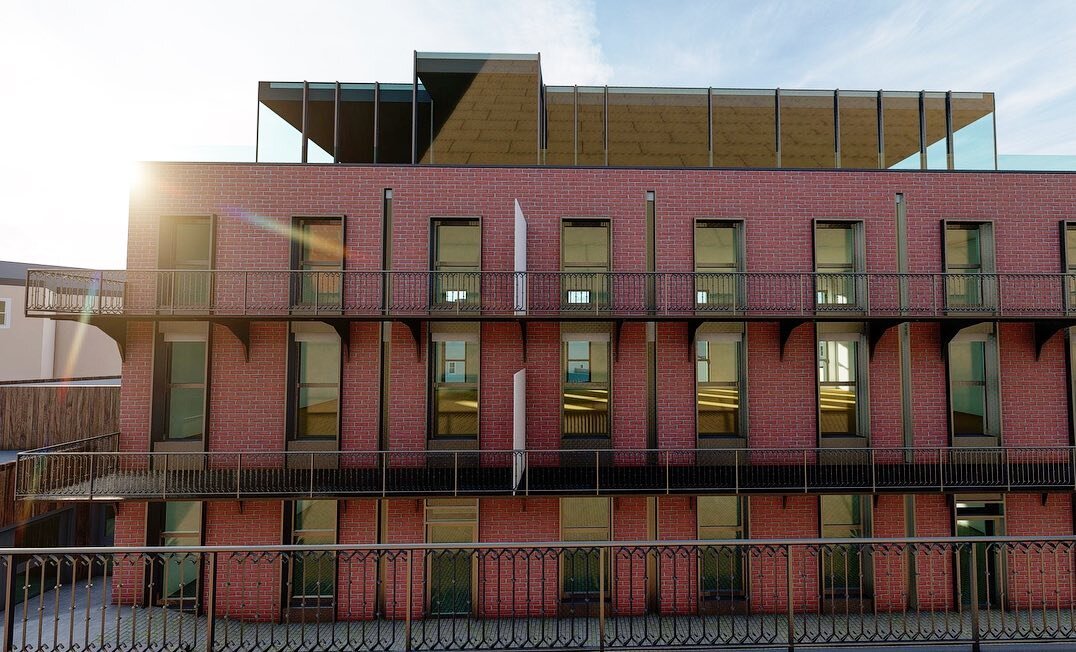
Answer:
(112, 163, 1076, 620)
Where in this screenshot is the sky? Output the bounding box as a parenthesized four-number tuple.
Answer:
(1, 0, 1075, 268)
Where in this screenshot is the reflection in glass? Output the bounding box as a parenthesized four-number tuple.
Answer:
(1067, 226, 1076, 309)
(882, 91, 920, 169)
(295, 340, 340, 439)
(293, 218, 343, 310)
(951, 92, 996, 170)
(697, 340, 740, 436)
(821, 495, 869, 600)
(945, 224, 986, 308)
(563, 340, 610, 437)
(838, 91, 879, 169)
(257, 82, 303, 163)
(577, 87, 606, 165)
(698, 496, 747, 601)
(712, 90, 776, 168)
(607, 88, 708, 167)
(562, 220, 610, 308)
(924, 92, 948, 170)
(432, 338, 479, 438)
(950, 340, 988, 435)
(695, 221, 741, 308)
(780, 90, 836, 169)
(815, 223, 858, 307)
(818, 340, 859, 436)
(158, 502, 201, 606)
(290, 500, 336, 603)
(561, 498, 610, 598)
(426, 500, 477, 615)
(433, 220, 480, 308)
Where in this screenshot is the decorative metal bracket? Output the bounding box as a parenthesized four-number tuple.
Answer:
(867, 320, 904, 358)
(211, 319, 251, 362)
(1034, 320, 1072, 360)
(322, 319, 352, 361)
(778, 319, 808, 360)
(89, 317, 127, 362)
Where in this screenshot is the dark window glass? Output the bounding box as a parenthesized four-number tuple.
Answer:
(305, 83, 335, 163)
(838, 91, 879, 169)
(165, 341, 206, 441)
(698, 496, 747, 601)
(156, 502, 201, 607)
(950, 340, 988, 436)
(780, 91, 836, 169)
(426, 500, 477, 615)
(432, 220, 480, 308)
(821, 495, 870, 600)
(544, 86, 575, 165)
(337, 83, 375, 164)
(1066, 225, 1076, 309)
(159, 216, 212, 309)
(882, 91, 920, 169)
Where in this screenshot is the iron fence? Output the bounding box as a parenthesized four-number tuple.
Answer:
(24, 269, 1076, 319)
(1, 537, 1075, 650)
(17, 437, 1076, 501)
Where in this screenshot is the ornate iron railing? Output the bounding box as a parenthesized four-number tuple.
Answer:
(17, 440, 1076, 501)
(1, 537, 1075, 650)
(24, 269, 1076, 320)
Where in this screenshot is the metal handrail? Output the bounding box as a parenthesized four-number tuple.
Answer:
(24, 268, 1076, 319)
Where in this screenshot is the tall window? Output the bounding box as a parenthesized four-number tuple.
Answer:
(287, 500, 337, 607)
(432, 219, 481, 308)
(697, 496, 747, 604)
(430, 328, 479, 440)
(426, 499, 478, 615)
(820, 495, 871, 601)
(158, 216, 213, 310)
(289, 330, 341, 441)
(814, 222, 863, 309)
(562, 335, 610, 439)
(695, 221, 743, 309)
(817, 324, 867, 443)
(292, 217, 343, 311)
(561, 497, 610, 601)
(944, 222, 994, 310)
(948, 326, 999, 444)
(1065, 224, 1076, 310)
(0, 298, 10, 328)
(562, 220, 610, 309)
(152, 324, 209, 445)
(955, 497, 1005, 606)
(696, 337, 742, 439)
(151, 501, 202, 608)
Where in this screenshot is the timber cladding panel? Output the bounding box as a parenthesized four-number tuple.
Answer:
(0, 385, 118, 450)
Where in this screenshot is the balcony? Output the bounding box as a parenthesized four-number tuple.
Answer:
(24, 268, 1076, 321)
(2, 537, 1074, 650)
(17, 434, 1076, 501)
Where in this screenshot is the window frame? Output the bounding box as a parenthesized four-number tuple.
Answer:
(285, 326, 343, 445)
(813, 219, 866, 311)
(283, 499, 338, 611)
(289, 215, 345, 311)
(150, 323, 210, 448)
(561, 328, 613, 442)
(560, 218, 611, 309)
(819, 494, 873, 603)
(1062, 221, 1076, 313)
(428, 325, 480, 444)
(696, 495, 749, 606)
(942, 220, 996, 312)
(815, 323, 870, 447)
(424, 499, 479, 616)
(0, 297, 10, 329)
(693, 219, 745, 310)
(695, 326, 747, 445)
(946, 324, 1001, 446)
(146, 501, 204, 610)
(559, 497, 612, 603)
(157, 214, 216, 312)
(430, 217, 482, 308)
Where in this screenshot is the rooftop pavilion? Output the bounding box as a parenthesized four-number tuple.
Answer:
(257, 51, 996, 170)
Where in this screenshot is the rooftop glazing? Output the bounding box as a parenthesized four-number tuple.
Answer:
(256, 52, 996, 170)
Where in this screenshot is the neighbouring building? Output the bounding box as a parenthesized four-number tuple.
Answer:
(15, 52, 1076, 647)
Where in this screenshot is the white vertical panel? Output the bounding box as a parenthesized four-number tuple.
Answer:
(514, 199, 528, 314)
(512, 368, 526, 490)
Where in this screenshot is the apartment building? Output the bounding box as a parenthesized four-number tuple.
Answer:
(16, 52, 1076, 649)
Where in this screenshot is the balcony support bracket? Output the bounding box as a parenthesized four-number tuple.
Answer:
(778, 319, 808, 360)
(867, 320, 904, 358)
(89, 317, 127, 362)
(212, 319, 251, 362)
(1042, 493, 1049, 507)
(1034, 320, 1072, 360)
(687, 319, 705, 359)
(939, 319, 990, 357)
(401, 319, 423, 358)
(322, 319, 351, 361)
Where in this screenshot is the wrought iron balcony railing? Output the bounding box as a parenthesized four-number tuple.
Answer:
(24, 268, 1076, 320)
(2, 536, 1075, 651)
(17, 434, 1076, 501)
